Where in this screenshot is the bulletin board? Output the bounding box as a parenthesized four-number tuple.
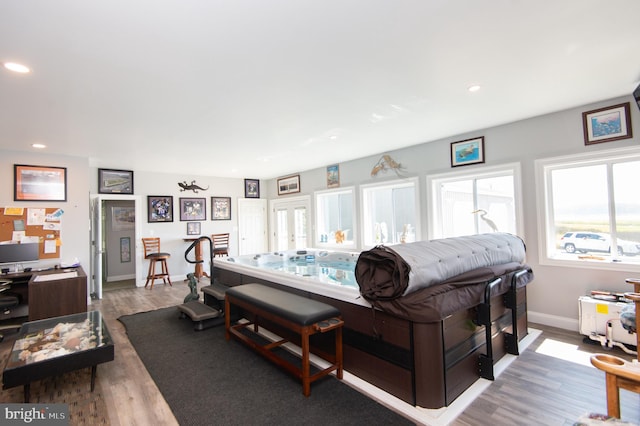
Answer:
(0, 207, 63, 259)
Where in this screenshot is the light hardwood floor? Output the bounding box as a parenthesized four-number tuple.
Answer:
(88, 281, 638, 425)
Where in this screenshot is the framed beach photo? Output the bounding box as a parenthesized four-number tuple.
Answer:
(277, 175, 301, 196)
(180, 197, 206, 221)
(326, 164, 340, 188)
(582, 102, 632, 145)
(244, 179, 260, 198)
(211, 196, 231, 220)
(147, 196, 173, 223)
(98, 168, 134, 194)
(14, 164, 67, 201)
(450, 137, 485, 167)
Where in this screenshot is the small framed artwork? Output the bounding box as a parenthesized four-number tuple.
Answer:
(582, 102, 633, 145)
(180, 197, 206, 221)
(14, 164, 67, 201)
(186, 222, 201, 236)
(244, 179, 260, 198)
(211, 196, 231, 220)
(327, 164, 340, 188)
(120, 237, 131, 263)
(147, 196, 173, 223)
(111, 206, 135, 231)
(451, 137, 485, 167)
(98, 168, 134, 194)
(277, 174, 301, 196)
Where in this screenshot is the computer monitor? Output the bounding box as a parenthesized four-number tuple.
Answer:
(0, 242, 40, 265)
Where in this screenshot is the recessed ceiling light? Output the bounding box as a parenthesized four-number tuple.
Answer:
(4, 62, 31, 73)
(31, 143, 46, 149)
(468, 85, 481, 92)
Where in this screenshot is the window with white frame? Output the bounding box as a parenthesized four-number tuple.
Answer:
(427, 163, 522, 239)
(361, 178, 419, 247)
(536, 147, 640, 267)
(315, 188, 355, 247)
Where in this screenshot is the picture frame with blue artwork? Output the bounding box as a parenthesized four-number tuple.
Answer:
(450, 136, 485, 167)
(582, 102, 632, 145)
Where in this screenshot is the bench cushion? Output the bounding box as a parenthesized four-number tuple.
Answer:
(226, 283, 340, 326)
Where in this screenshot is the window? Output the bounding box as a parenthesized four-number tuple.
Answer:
(361, 178, 419, 247)
(427, 163, 522, 239)
(536, 147, 640, 268)
(315, 188, 355, 248)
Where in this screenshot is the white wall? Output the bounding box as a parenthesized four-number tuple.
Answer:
(265, 94, 640, 330)
(0, 150, 91, 271)
(89, 168, 247, 284)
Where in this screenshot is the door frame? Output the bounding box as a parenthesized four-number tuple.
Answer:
(90, 194, 143, 299)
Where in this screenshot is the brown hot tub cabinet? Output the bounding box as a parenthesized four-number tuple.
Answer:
(214, 264, 530, 409)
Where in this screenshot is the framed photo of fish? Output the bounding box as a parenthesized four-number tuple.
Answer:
(451, 137, 485, 167)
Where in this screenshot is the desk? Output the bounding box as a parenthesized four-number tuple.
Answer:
(183, 238, 209, 279)
(2, 310, 114, 402)
(0, 266, 87, 321)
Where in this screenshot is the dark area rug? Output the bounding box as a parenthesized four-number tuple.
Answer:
(119, 307, 414, 426)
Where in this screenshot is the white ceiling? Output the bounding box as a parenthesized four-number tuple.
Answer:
(1, 1, 640, 179)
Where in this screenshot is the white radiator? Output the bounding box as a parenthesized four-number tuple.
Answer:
(578, 295, 637, 349)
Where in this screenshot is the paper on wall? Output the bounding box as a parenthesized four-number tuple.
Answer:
(44, 239, 57, 254)
(3, 207, 24, 215)
(43, 222, 61, 230)
(27, 208, 46, 226)
(12, 231, 26, 242)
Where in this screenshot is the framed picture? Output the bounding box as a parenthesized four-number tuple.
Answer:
(180, 197, 206, 221)
(120, 237, 131, 263)
(111, 206, 135, 231)
(582, 102, 633, 145)
(450, 137, 485, 167)
(147, 196, 173, 223)
(211, 196, 231, 220)
(98, 168, 134, 194)
(277, 174, 301, 196)
(186, 222, 201, 235)
(14, 164, 67, 201)
(327, 164, 340, 188)
(244, 179, 260, 198)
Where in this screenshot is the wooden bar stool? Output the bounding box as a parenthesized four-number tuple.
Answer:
(211, 233, 229, 257)
(142, 237, 172, 289)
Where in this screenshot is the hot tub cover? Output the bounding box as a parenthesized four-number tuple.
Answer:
(356, 233, 526, 301)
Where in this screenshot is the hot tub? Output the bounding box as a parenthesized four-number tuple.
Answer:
(213, 244, 531, 409)
(215, 249, 367, 306)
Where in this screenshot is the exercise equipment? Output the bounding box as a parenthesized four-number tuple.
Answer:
(177, 236, 229, 330)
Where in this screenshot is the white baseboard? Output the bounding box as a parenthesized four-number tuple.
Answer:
(106, 274, 135, 282)
(528, 310, 578, 332)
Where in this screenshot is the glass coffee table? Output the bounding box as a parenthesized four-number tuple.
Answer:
(2, 310, 114, 402)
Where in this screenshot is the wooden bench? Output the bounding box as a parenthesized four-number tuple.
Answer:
(224, 283, 344, 396)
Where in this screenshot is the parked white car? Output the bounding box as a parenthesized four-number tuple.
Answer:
(560, 232, 640, 256)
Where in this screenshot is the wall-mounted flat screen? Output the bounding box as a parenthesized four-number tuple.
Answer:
(634, 83, 640, 111)
(0, 242, 39, 264)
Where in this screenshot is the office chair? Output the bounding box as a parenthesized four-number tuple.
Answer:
(211, 233, 230, 257)
(0, 280, 21, 342)
(142, 237, 172, 289)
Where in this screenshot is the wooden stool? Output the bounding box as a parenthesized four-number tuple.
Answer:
(211, 233, 229, 257)
(142, 238, 172, 289)
(590, 278, 640, 418)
